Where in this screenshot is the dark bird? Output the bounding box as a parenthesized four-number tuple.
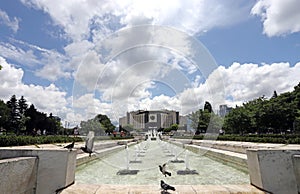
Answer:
(80, 146, 93, 157)
(64, 141, 75, 150)
(159, 163, 171, 177)
(80, 131, 95, 157)
(160, 180, 175, 192)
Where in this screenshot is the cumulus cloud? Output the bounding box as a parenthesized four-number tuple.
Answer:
(21, 0, 252, 40)
(2, 53, 299, 125)
(2, 0, 299, 125)
(74, 61, 300, 122)
(132, 61, 300, 116)
(0, 9, 19, 33)
(212, 62, 300, 107)
(0, 42, 39, 66)
(0, 56, 67, 115)
(16, 0, 252, 95)
(0, 39, 72, 81)
(251, 0, 300, 36)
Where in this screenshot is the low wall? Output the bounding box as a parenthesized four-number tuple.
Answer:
(169, 140, 248, 172)
(293, 155, 300, 192)
(247, 149, 300, 194)
(0, 148, 77, 194)
(0, 156, 38, 194)
(187, 144, 248, 172)
(76, 142, 137, 166)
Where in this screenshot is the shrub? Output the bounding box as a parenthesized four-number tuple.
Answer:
(0, 135, 82, 147)
(173, 134, 300, 144)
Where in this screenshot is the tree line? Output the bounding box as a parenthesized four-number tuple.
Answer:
(188, 101, 223, 134)
(0, 95, 62, 135)
(0, 95, 116, 136)
(223, 83, 300, 134)
(79, 114, 115, 136)
(189, 82, 300, 135)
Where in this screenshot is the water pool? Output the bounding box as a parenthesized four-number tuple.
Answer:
(75, 140, 249, 185)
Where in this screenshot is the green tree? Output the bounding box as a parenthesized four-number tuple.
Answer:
(120, 124, 135, 133)
(25, 104, 38, 135)
(24, 104, 62, 135)
(0, 100, 10, 132)
(197, 109, 211, 133)
(223, 82, 300, 134)
(18, 96, 28, 115)
(294, 110, 300, 134)
(223, 106, 252, 134)
(272, 90, 278, 98)
(188, 108, 213, 134)
(204, 101, 213, 113)
(44, 113, 62, 135)
(80, 118, 106, 136)
(96, 114, 115, 135)
(7, 95, 21, 134)
(170, 123, 178, 131)
(18, 96, 29, 134)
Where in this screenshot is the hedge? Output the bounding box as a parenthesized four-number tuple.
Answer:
(0, 135, 82, 147)
(172, 134, 300, 144)
(0, 135, 134, 147)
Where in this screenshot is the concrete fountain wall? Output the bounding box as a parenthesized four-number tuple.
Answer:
(0, 156, 38, 193)
(1, 140, 300, 194)
(247, 149, 300, 194)
(0, 148, 77, 194)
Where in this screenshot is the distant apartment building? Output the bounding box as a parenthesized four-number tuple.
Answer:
(119, 109, 187, 131)
(219, 104, 232, 117)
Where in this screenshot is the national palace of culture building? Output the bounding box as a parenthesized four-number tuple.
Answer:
(119, 110, 187, 131)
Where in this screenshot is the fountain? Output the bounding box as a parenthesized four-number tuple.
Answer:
(130, 145, 142, 163)
(163, 143, 175, 157)
(117, 145, 139, 175)
(148, 129, 157, 141)
(177, 151, 199, 175)
(170, 146, 184, 163)
(76, 139, 249, 185)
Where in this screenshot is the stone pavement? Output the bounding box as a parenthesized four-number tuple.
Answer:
(61, 183, 265, 194)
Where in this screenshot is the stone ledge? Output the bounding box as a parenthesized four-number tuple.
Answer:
(0, 156, 38, 194)
(247, 149, 300, 194)
(76, 142, 137, 166)
(186, 144, 248, 173)
(61, 183, 265, 194)
(169, 140, 248, 173)
(0, 148, 77, 194)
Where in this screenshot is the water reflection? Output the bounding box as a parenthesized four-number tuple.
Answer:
(76, 140, 249, 185)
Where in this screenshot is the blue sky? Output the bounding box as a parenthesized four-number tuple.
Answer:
(0, 0, 299, 125)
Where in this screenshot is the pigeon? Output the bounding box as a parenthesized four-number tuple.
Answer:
(80, 131, 95, 157)
(64, 141, 75, 150)
(80, 146, 93, 157)
(159, 163, 171, 177)
(160, 180, 175, 192)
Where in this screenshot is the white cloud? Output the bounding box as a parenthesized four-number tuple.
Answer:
(0, 9, 19, 33)
(73, 50, 105, 91)
(251, 0, 300, 37)
(21, 0, 253, 41)
(212, 62, 300, 107)
(3, 0, 298, 126)
(71, 93, 119, 123)
(0, 39, 72, 81)
(3, 54, 298, 125)
(0, 42, 39, 66)
(0, 56, 67, 116)
(16, 0, 253, 100)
